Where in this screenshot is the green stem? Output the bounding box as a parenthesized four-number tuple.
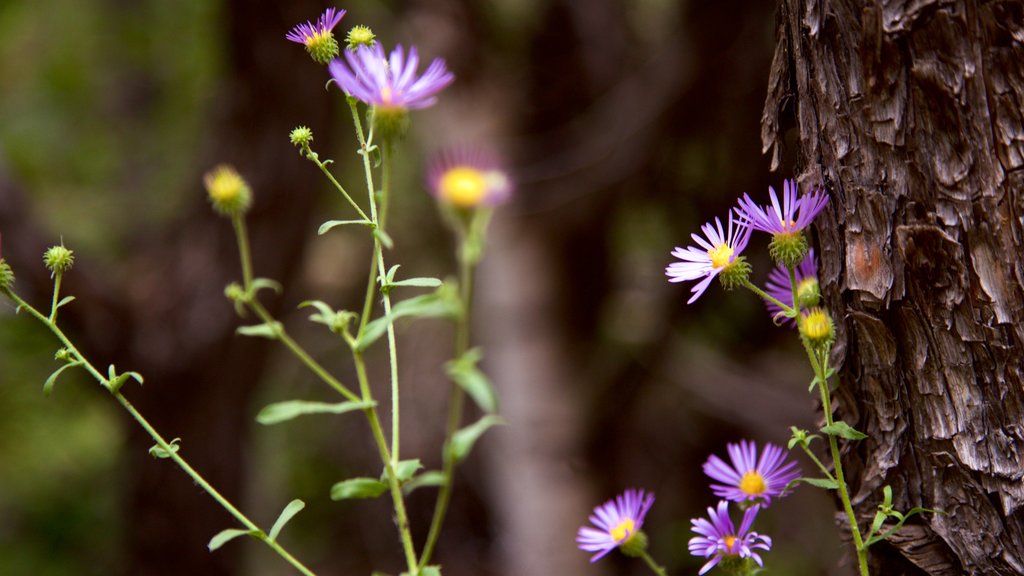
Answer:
(377, 145, 400, 461)
(788, 264, 801, 317)
(798, 442, 837, 483)
(307, 150, 370, 222)
(741, 278, 794, 317)
(4, 290, 318, 576)
(419, 245, 474, 568)
(809, 345, 869, 576)
(232, 215, 254, 290)
(638, 551, 669, 576)
(49, 272, 63, 323)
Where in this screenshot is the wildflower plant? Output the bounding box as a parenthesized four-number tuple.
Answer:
(0, 7, 506, 576)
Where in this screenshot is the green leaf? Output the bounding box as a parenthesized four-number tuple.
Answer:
(43, 360, 82, 397)
(55, 295, 76, 309)
(451, 415, 504, 462)
(318, 219, 372, 235)
(149, 438, 182, 459)
(373, 228, 394, 249)
(799, 477, 839, 490)
(236, 321, 282, 339)
(257, 400, 375, 425)
(268, 499, 305, 542)
(402, 471, 446, 495)
(208, 528, 259, 551)
(250, 278, 283, 295)
(381, 459, 423, 484)
(357, 286, 460, 350)
(390, 277, 443, 288)
(821, 421, 869, 440)
(109, 370, 144, 393)
(330, 478, 389, 500)
(446, 349, 498, 413)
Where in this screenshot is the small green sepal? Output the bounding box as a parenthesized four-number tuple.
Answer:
(149, 438, 182, 459)
(769, 231, 809, 269)
(718, 256, 751, 291)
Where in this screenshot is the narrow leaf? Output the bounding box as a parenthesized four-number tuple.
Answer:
(268, 499, 305, 542)
(330, 478, 388, 500)
(257, 400, 375, 425)
(799, 477, 839, 490)
(373, 228, 394, 249)
(250, 278, 283, 295)
(236, 321, 282, 339)
(446, 350, 498, 413)
(402, 471, 446, 495)
(451, 415, 505, 462)
(357, 286, 460, 350)
(318, 219, 372, 235)
(821, 421, 869, 440)
(55, 295, 76, 309)
(381, 459, 423, 484)
(43, 361, 82, 397)
(208, 528, 258, 551)
(390, 277, 443, 288)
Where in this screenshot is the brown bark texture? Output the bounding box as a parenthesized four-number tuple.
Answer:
(763, 0, 1024, 574)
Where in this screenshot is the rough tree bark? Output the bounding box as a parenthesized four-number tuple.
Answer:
(763, 1, 1024, 574)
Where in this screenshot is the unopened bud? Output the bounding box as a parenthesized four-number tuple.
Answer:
(43, 244, 74, 277)
(204, 164, 252, 217)
(345, 25, 376, 50)
(799, 307, 835, 348)
(289, 126, 314, 149)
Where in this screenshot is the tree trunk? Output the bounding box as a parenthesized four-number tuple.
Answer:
(763, 1, 1024, 574)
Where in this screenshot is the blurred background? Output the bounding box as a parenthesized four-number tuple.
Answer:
(0, 0, 846, 574)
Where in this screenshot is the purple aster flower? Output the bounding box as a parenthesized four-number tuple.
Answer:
(764, 249, 819, 324)
(285, 7, 345, 46)
(737, 179, 828, 235)
(666, 210, 752, 304)
(703, 440, 801, 506)
(576, 489, 655, 562)
(427, 147, 512, 208)
(328, 43, 454, 110)
(689, 500, 772, 575)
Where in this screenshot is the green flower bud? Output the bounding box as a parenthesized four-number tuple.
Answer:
(795, 276, 821, 309)
(0, 259, 14, 292)
(204, 164, 252, 217)
(43, 244, 74, 276)
(769, 231, 809, 270)
(55, 348, 74, 362)
(346, 25, 376, 50)
(289, 126, 314, 149)
(717, 256, 752, 292)
(618, 530, 649, 558)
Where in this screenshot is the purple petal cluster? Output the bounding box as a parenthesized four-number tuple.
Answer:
(737, 179, 828, 235)
(764, 249, 818, 323)
(665, 210, 752, 304)
(286, 7, 345, 46)
(689, 501, 772, 575)
(328, 43, 454, 110)
(703, 440, 801, 506)
(576, 489, 654, 562)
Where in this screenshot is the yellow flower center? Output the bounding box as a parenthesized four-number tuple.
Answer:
(380, 85, 394, 106)
(305, 30, 330, 48)
(205, 166, 245, 203)
(439, 167, 488, 207)
(610, 518, 635, 542)
(724, 535, 737, 552)
(739, 471, 767, 496)
(707, 244, 734, 269)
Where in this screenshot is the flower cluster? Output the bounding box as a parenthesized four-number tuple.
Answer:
(666, 178, 828, 316)
(689, 440, 800, 574)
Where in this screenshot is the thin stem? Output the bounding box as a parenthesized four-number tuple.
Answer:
(49, 272, 63, 323)
(810, 345, 869, 576)
(798, 442, 837, 483)
(419, 247, 474, 568)
(639, 550, 669, 576)
(4, 290, 318, 576)
(307, 151, 370, 222)
(233, 215, 254, 290)
(788, 264, 801, 316)
(377, 146, 401, 462)
(741, 278, 794, 317)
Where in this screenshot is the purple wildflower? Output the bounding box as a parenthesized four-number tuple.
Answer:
(666, 210, 752, 304)
(737, 179, 828, 235)
(703, 440, 801, 506)
(689, 501, 772, 575)
(764, 249, 819, 324)
(328, 43, 454, 110)
(576, 489, 655, 562)
(286, 7, 345, 45)
(427, 147, 512, 208)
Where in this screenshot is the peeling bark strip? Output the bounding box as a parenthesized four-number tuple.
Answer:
(763, 1, 1024, 575)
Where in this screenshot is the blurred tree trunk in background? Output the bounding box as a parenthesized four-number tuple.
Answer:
(764, 1, 1024, 574)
